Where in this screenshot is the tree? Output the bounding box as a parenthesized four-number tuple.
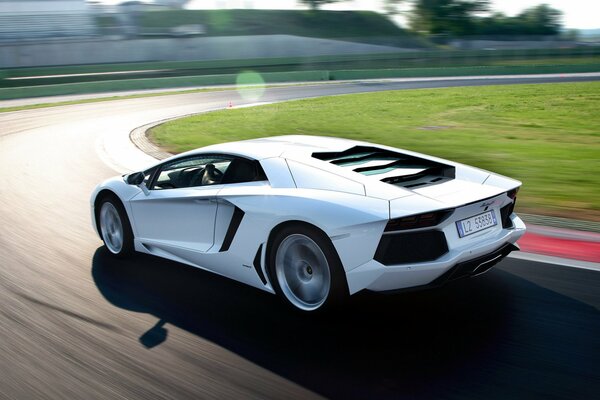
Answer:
(299, 0, 342, 11)
(473, 4, 563, 36)
(563, 29, 579, 41)
(514, 4, 562, 35)
(408, 0, 489, 36)
(383, 0, 408, 16)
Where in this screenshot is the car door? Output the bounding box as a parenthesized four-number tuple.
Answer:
(128, 155, 233, 253)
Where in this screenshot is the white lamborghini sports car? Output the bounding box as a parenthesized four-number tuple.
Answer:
(91, 135, 526, 312)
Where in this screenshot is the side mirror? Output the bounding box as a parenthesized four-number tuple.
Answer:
(126, 172, 145, 185)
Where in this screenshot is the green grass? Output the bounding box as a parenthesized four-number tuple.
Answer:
(150, 81, 600, 221)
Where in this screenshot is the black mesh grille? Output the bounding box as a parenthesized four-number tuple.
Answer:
(374, 230, 448, 265)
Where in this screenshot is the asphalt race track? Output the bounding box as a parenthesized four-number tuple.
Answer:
(1, 75, 599, 399)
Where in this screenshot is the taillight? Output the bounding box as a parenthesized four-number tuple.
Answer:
(385, 209, 453, 232)
(501, 188, 519, 228)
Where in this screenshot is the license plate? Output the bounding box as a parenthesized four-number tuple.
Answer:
(456, 210, 497, 238)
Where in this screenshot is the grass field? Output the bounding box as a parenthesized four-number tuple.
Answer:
(150, 81, 600, 221)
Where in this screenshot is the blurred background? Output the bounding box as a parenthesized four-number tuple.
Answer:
(2, 0, 598, 223)
(1, 0, 599, 99)
(1, 5, 598, 398)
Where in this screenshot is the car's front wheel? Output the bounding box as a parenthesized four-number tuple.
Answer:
(269, 224, 348, 312)
(98, 197, 134, 258)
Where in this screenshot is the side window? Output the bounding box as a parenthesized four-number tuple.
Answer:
(151, 156, 232, 190)
(221, 158, 268, 184)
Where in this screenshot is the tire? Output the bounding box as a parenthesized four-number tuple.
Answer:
(268, 224, 348, 312)
(98, 196, 134, 258)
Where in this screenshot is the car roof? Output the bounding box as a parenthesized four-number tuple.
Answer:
(180, 135, 363, 160)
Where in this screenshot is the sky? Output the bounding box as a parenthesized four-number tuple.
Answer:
(98, 1, 600, 29)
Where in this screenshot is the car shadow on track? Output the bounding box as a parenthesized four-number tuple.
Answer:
(91, 247, 600, 399)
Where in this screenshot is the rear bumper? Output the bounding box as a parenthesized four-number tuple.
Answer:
(374, 242, 518, 295)
(345, 213, 525, 294)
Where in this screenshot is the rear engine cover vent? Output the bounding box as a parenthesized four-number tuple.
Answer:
(313, 146, 455, 189)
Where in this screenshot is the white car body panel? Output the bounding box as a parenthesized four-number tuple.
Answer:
(129, 185, 221, 252)
(255, 157, 296, 188)
(91, 135, 526, 299)
(286, 159, 365, 196)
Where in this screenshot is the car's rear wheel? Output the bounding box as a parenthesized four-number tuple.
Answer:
(269, 224, 348, 312)
(98, 197, 134, 258)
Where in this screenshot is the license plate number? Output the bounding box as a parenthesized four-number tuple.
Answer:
(456, 211, 497, 238)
